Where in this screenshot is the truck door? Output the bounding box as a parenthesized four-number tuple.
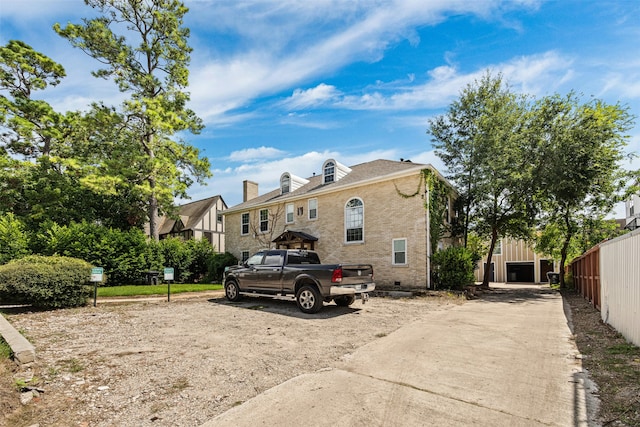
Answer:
(256, 250, 285, 290)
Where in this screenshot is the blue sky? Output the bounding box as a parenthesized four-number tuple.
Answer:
(1, 0, 639, 216)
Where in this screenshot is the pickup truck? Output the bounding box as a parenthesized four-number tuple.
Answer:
(223, 249, 375, 313)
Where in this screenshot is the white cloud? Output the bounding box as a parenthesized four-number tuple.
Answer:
(283, 84, 341, 110)
(228, 146, 286, 162)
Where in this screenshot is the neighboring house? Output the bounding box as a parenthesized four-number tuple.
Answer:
(156, 195, 227, 252)
(474, 238, 556, 284)
(624, 191, 640, 231)
(223, 159, 457, 289)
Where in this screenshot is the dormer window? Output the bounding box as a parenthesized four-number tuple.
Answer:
(324, 162, 335, 184)
(322, 159, 351, 184)
(280, 172, 309, 194)
(281, 173, 291, 194)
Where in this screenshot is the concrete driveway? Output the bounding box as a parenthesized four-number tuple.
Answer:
(204, 284, 594, 427)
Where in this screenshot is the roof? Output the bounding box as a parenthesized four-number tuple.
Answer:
(226, 159, 454, 213)
(158, 195, 226, 235)
(272, 230, 318, 243)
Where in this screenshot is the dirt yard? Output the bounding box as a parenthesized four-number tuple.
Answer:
(1, 288, 638, 427)
(0, 292, 463, 426)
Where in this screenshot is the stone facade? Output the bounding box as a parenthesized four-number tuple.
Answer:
(225, 160, 456, 289)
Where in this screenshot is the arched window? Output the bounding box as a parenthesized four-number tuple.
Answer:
(345, 198, 364, 242)
(281, 173, 291, 194)
(324, 161, 335, 184)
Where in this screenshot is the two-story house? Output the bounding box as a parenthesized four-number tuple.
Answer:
(625, 191, 640, 231)
(156, 195, 227, 252)
(223, 159, 456, 289)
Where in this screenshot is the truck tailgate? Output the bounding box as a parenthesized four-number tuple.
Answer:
(339, 264, 374, 285)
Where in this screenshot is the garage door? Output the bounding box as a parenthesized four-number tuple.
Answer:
(506, 262, 535, 282)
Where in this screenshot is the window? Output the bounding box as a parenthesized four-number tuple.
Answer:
(494, 239, 502, 255)
(259, 209, 269, 232)
(241, 251, 250, 262)
(392, 239, 407, 265)
(281, 174, 290, 194)
(241, 212, 249, 235)
(345, 198, 364, 242)
(630, 199, 635, 216)
(264, 250, 284, 266)
(286, 203, 294, 224)
(246, 251, 265, 266)
(324, 161, 335, 184)
(308, 199, 317, 220)
(217, 213, 223, 224)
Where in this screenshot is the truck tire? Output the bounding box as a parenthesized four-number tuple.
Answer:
(334, 295, 355, 307)
(296, 285, 323, 314)
(225, 280, 242, 302)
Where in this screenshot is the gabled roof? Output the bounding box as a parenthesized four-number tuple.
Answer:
(158, 195, 226, 235)
(225, 159, 454, 214)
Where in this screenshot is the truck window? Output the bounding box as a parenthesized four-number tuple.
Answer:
(287, 251, 321, 264)
(264, 251, 284, 266)
(246, 251, 265, 266)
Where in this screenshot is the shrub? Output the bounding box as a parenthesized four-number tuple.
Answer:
(36, 221, 149, 285)
(431, 246, 475, 290)
(0, 213, 30, 265)
(206, 252, 238, 283)
(0, 255, 92, 309)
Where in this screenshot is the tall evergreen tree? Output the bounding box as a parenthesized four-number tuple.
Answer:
(55, 0, 211, 240)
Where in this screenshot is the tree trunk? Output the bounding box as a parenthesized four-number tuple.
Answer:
(559, 210, 573, 288)
(482, 227, 498, 287)
(148, 191, 159, 241)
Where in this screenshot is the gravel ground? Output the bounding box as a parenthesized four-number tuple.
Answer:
(1, 292, 463, 427)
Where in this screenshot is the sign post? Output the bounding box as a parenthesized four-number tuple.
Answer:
(164, 268, 174, 302)
(90, 267, 104, 307)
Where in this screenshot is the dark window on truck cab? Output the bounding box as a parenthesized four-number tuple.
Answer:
(287, 251, 321, 265)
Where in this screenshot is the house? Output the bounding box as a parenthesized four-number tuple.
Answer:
(474, 238, 556, 284)
(624, 191, 640, 231)
(157, 195, 227, 252)
(223, 159, 457, 289)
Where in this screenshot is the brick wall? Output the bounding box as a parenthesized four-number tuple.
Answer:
(226, 172, 437, 288)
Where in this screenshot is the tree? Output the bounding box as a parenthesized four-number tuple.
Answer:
(0, 40, 66, 159)
(531, 93, 634, 286)
(429, 72, 536, 287)
(55, 0, 211, 241)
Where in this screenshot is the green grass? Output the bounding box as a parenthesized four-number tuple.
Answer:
(96, 283, 222, 298)
(0, 335, 12, 359)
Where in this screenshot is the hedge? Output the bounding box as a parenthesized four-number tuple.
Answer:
(0, 255, 93, 309)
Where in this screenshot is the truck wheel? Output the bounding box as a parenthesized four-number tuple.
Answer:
(296, 285, 323, 314)
(334, 295, 355, 307)
(225, 280, 242, 302)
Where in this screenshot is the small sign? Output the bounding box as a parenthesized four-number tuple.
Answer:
(164, 268, 174, 281)
(91, 267, 104, 282)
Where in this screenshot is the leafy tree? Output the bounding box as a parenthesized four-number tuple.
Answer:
(55, 0, 211, 240)
(531, 93, 634, 286)
(0, 213, 30, 264)
(429, 72, 536, 287)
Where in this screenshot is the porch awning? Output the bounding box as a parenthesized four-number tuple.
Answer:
(272, 230, 318, 249)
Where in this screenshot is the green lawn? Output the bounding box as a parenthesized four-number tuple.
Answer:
(96, 283, 223, 298)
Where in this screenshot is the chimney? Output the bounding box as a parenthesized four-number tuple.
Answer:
(243, 180, 259, 202)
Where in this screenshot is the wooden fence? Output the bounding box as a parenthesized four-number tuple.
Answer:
(571, 245, 600, 309)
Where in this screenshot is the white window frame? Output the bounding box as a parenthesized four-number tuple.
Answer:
(392, 238, 407, 266)
(324, 161, 335, 184)
(308, 198, 318, 220)
(241, 212, 249, 235)
(286, 203, 294, 224)
(281, 173, 290, 194)
(344, 197, 364, 243)
(259, 209, 269, 233)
